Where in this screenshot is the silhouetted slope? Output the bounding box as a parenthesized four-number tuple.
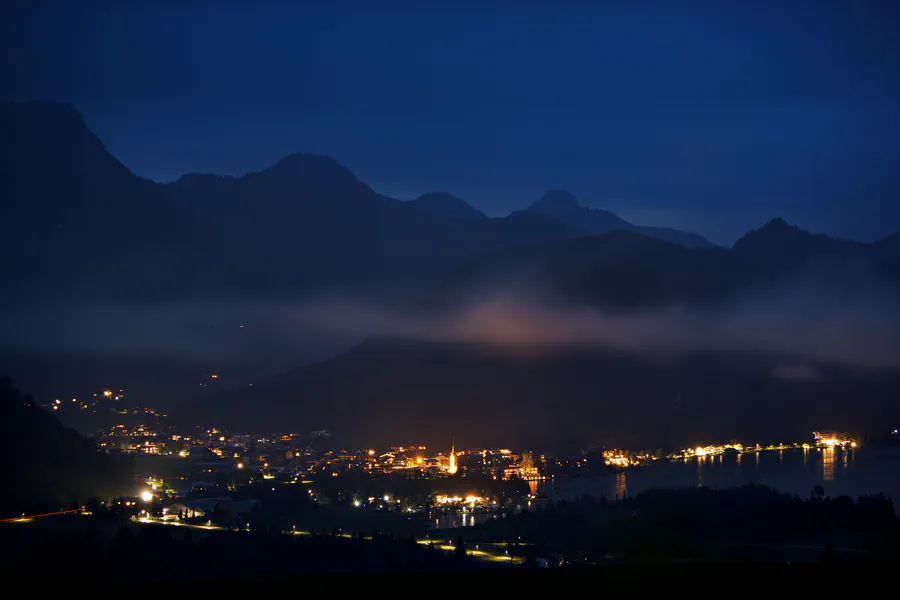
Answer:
(0, 378, 132, 516)
(732, 218, 868, 268)
(871, 232, 900, 276)
(0, 101, 188, 298)
(407, 193, 488, 221)
(526, 190, 715, 248)
(424, 231, 754, 312)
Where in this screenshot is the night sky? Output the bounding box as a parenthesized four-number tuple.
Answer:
(4, 0, 900, 244)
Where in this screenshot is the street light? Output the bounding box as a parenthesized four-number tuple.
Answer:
(141, 491, 153, 502)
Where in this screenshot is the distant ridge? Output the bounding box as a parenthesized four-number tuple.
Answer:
(732, 217, 868, 269)
(525, 189, 714, 248)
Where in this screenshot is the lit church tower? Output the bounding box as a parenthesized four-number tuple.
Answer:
(448, 439, 458, 475)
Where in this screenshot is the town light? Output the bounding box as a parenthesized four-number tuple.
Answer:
(141, 491, 153, 502)
(237, 462, 244, 469)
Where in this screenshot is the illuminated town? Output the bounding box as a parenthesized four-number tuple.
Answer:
(6, 379, 900, 574)
(35, 383, 884, 553)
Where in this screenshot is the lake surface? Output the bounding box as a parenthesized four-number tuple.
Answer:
(430, 447, 900, 529)
(432, 512, 497, 530)
(540, 447, 900, 509)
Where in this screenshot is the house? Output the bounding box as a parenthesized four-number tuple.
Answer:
(164, 497, 261, 520)
(537, 552, 565, 568)
(165, 498, 222, 519)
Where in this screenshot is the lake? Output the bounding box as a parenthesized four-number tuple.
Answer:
(430, 446, 900, 529)
(540, 447, 900, 509)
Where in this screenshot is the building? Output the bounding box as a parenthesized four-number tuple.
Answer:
(165, 497, 261, 520)
(812, 431, 856, 447)
(447, 440, 458, 475)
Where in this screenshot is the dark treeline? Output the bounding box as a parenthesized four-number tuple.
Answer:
(469, 484, 900, 563)
(0, 378, 133, 517)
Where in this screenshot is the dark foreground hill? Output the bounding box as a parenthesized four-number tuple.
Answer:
(0, 378, 132, 516)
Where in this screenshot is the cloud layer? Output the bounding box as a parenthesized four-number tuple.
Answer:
(4, 278, 900, 376)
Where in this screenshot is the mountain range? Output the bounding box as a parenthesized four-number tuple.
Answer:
(3, 100, 899, 449)
(0, 100, 713, 305)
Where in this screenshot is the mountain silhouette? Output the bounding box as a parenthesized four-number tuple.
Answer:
(732, 218, 868, 268)
(407, 193, 488, 221)
(423, 231, 757, 312)
(526, 190, 714, 248)
(5, 100, 899, 441)
(1, 101, 721, 304)
(1, 101, 604, 304)
(0, 378, 132, 516)
(0, 101, 181, 299)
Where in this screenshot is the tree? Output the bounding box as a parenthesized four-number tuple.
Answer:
(454, 535, 467, 560)
(817, 544, 840, 564)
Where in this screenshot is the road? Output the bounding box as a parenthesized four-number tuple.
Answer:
(2, 511, 524, 565)
(132, 516, 523, 564)
(0, 509, 83, 523)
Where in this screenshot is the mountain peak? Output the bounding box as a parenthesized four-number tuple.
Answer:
(732, 217, 864, 266)
(264, 153, 360, 183)
(761, 217, 794, 230)
(530, 190, 581, 215)
(738, 217, 808, 243)
(408, 193, 487, 220)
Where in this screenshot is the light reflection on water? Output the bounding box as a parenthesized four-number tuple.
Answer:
(430, 449, 900, 529)
(822, 447, 836, 482)
(433, 511, 493, 529)
(539, 448, 900, 513)
(615, 471, 627, 500)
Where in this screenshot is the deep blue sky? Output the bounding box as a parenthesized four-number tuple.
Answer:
(4, 0, 899, 244)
